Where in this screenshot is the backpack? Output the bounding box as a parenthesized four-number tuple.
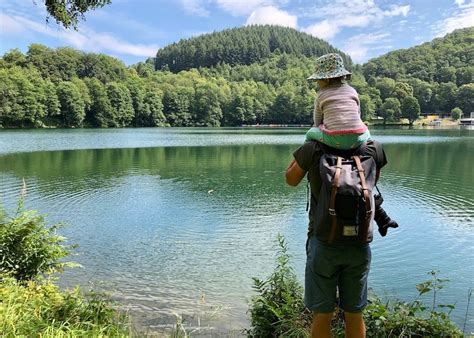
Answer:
(313, 145, 377, 245)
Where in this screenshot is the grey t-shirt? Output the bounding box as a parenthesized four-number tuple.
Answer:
(293, 140, 388, 237)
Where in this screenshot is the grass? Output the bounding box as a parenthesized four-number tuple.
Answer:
(0, 277, 130, 337)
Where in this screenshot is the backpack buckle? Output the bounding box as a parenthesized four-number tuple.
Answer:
(329, 208, 336, 216)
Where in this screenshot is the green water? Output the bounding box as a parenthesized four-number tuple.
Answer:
(0, 127, 473, 334)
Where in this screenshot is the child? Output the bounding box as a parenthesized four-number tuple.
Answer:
(306, 53, 398, 236)
(306, 53, 370, 149)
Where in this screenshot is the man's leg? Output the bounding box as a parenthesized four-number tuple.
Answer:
(344, 311, 366, 338)
(311, 312, 333, 338)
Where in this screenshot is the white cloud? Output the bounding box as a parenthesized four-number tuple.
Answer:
(217, 0, 272, 16)
(0, 13, 159, 57)
(454, 0, 465, 6)
(245, 6, 297, 28)
(342, 32, 390, 63)
(0, 12, 25, 34)
(301, 1, 410, 40)
(303, 20, 341, 40)
(385, 5, 410, 16)
(435, 3, 474, 36)
(179, 0, 210, 17)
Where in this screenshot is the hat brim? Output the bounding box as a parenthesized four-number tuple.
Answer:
(307, 70, 352, 81)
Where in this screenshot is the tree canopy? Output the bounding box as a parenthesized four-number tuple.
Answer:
(0, 26, 471, 129)
(155, 25, 352, 72)
(44, 0, 111, 29)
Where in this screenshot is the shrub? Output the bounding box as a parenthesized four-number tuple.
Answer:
(0, 202, 78, 281)
(247, 234, 311, 337)
(248, 236, 464, 337)
(0, 277, 129, 336)
(451, 107, 463, 120)
(0, 202, 130, 336)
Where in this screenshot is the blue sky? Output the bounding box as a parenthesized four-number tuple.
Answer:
(0, 0, 473, 65)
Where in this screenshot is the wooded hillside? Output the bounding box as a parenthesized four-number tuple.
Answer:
(155, 25, 352, 72)
(0, 26, 472, 129)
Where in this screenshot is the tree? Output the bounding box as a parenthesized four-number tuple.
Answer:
(193, 82, 223, 127)
(359, 94, 375, 122)
(56, 81, 85, 127)
(106, 82, 134, 127)
(433, 82, 458, 114)
(392, 82, 414, 101)
(401, 96, 421, 125)
(162, 87, 193, 126)
(84, 78, 113, 127)
(379, 98, 401, 124)
(142, 90, 166, 126)
(451, 107, 462, 120)
(455, 83, 474, 115)
(374, 77, 396, 100)
(44, 0, 112, 29)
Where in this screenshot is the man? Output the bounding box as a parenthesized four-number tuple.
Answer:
(286, 140, 387, 338)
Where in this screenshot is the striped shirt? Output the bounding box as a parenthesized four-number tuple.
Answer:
(314, 83, 367, 135)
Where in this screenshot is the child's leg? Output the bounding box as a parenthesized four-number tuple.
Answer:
(325, 130, 372, 149)
(305, 127, 324, 142)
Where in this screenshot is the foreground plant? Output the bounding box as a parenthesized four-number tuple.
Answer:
(0, 200, 130, 337)
(248, 235, 464, 337)
(0, 201, 78, 281)
(0, 277, 129, 336)
(247, 234, 311, 337)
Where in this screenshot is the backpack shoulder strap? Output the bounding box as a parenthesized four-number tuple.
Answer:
(328, 156, 342, 244)
(353, 155, 372, 242)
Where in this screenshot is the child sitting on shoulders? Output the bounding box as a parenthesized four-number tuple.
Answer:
(306, 53, 398, 236)
(306, 53, 370, 149)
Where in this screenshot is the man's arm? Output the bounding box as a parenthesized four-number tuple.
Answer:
(285, 159, 307, 186)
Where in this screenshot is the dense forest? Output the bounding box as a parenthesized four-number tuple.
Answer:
(0, 25, 472, 128)
(155, 25, 352, 72)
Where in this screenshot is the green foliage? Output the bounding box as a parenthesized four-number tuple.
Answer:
(380, 97, 401, 123)
(0, 203, 129, 336)
(106, 82, 134, 127)
(0, 202, 77, 281)
(364, 27, 473, 115)
(247, 234, 311, 337)
(359, 271, 463, 337)
(0, 277, 129, 336)
(359, 94, 376, 121)
(451, 107, 463, 120)
(0, 27, 470, 128)
(56, 81, 85, 127)
(456, 83, 474, 114)
(249, 237, 463, 337)
(155, 25, 352, 72)
(401, 96, 421, 125)
(44, 0, 112, 29)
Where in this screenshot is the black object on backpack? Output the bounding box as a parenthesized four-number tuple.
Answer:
(314, 145, 377, 245)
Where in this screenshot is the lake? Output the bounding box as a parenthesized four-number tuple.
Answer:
(0, 127, 473, 335)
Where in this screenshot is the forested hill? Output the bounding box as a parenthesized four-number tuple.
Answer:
(1, 27, 472, 129)
(155, 25, 352, 72)
(363, 27, 473, 85)
(361, 27, 473, 116)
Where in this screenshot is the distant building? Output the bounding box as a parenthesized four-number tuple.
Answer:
(460, 112, 474, 125)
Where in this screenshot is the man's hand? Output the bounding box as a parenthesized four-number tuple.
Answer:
(285, 159, 306, 186)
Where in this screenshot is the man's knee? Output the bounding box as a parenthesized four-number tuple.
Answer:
(344, 311, 363, 322)
(313, 312, 333, 324)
